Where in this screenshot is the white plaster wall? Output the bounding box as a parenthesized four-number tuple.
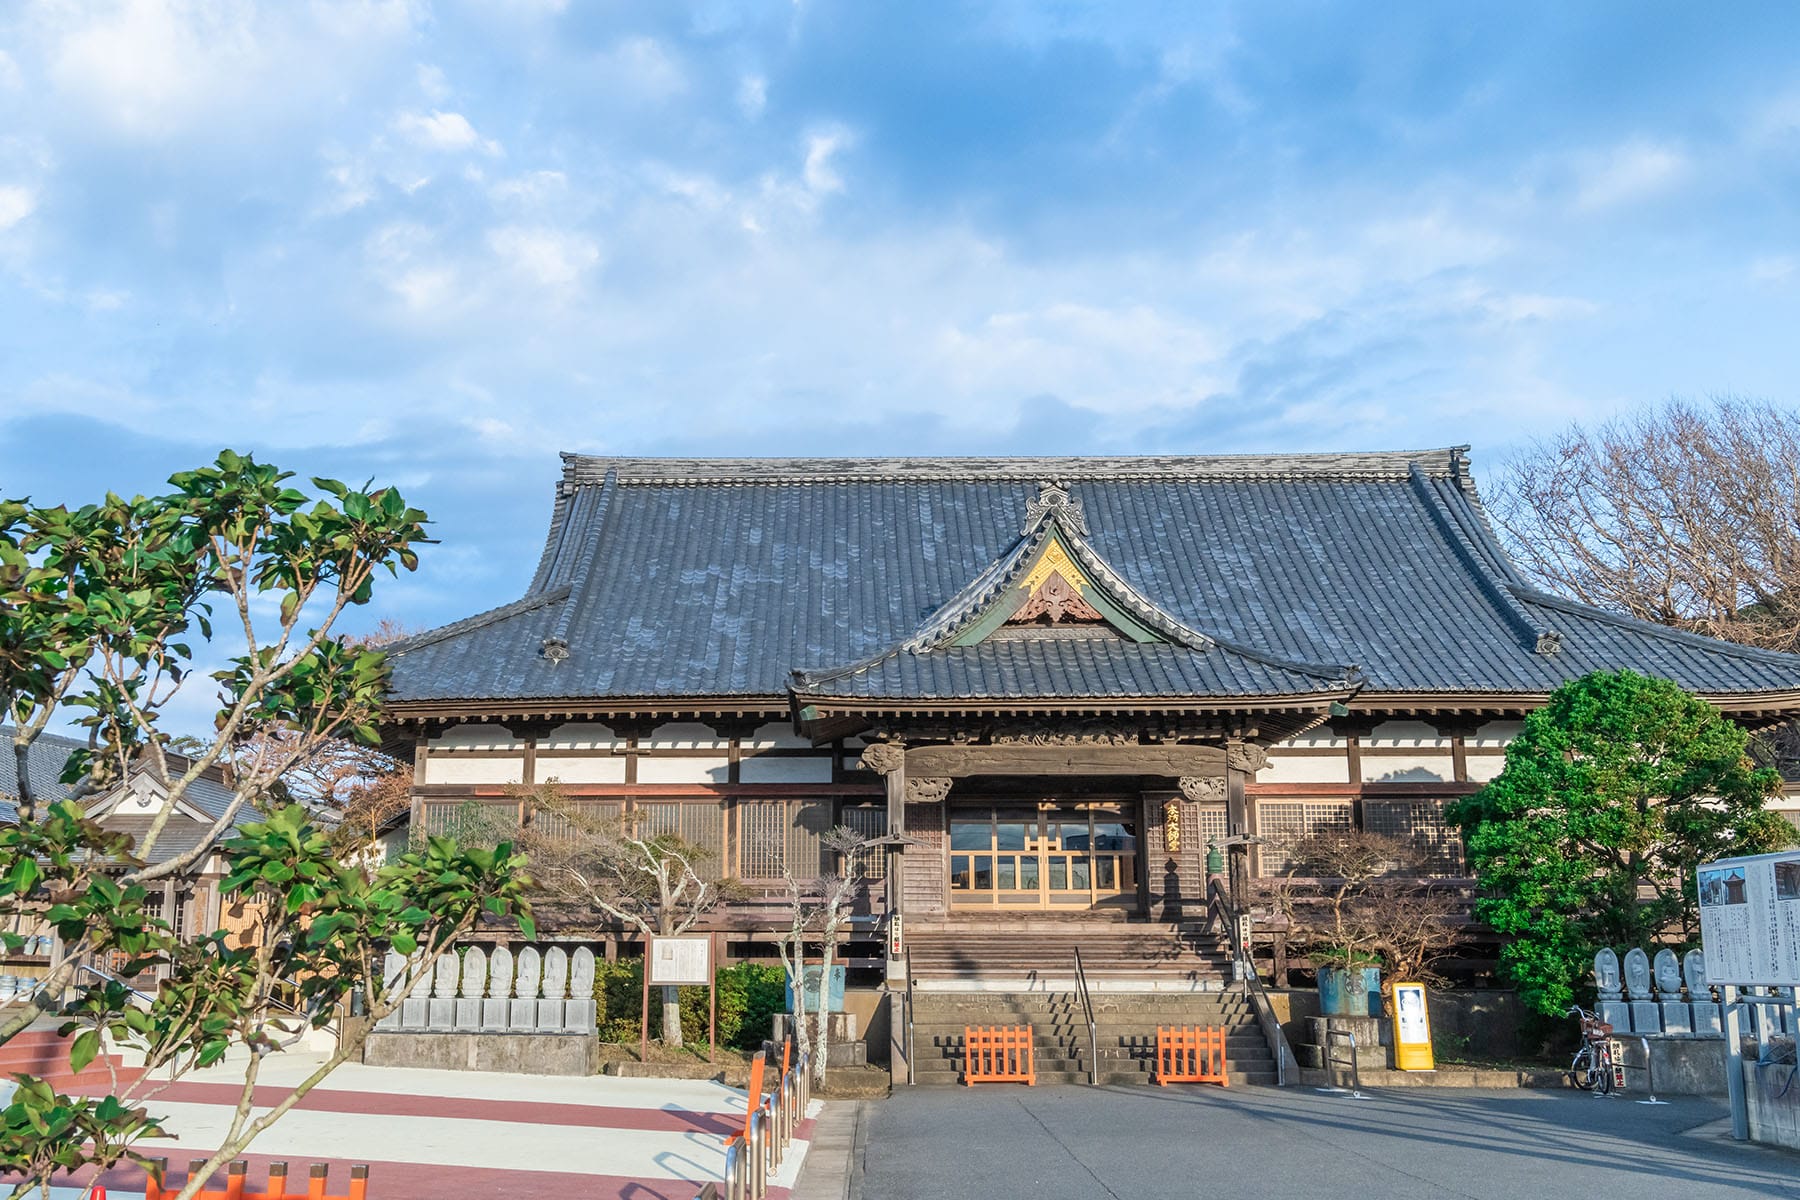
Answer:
(1470, 721, 1523, 748)
(1365, 720, 1451, 748)
(537, 722, 621, 751)
(1360, 753, 1455, 783)
(533, 756, 628, 785)
(745, 721, 812, 750)
(1464, 754, 1508, 783)
(739, 755, 834, 784)
(1288, 730, 1346, 750)
(428, 723, 522, 751)
(636, 755, 731, 784)
(422, 756, 525, 785)
(645, 722, 728, 749)
(1260, 753, 1352, 784)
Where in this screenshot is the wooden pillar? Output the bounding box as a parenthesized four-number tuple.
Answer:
(1224, 760, 1249, 907)
(859, 743, 908, 986)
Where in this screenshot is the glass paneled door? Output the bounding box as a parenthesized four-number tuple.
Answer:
(948, 804, 1139, 909)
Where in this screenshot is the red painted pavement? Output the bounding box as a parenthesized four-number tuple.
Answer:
(69, 1080, 742, 1137)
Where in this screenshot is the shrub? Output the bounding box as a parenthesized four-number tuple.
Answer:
(592, 958, 787, 1050)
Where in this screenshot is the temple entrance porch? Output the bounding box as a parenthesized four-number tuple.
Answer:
(946, 799, 1142, 913)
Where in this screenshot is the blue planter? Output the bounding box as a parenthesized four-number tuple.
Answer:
(1318, 965, 1382, 1017)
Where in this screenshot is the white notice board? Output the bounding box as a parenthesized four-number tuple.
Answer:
(1698, 850, 1800, 987)
(648, 935, 713, 986)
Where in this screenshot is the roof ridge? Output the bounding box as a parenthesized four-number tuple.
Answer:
(559, 448, 1473, 486)
(1409, 467, 1562, 656)
(385, 585, 572, 658)
(1511, 587, 1800, 666)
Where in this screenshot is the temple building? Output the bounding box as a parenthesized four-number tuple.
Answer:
(382, 450, 1800, 985)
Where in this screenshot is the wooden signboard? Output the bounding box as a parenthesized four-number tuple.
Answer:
(640, 935, 718, 1063)
(1390, 981, 1434, 1071)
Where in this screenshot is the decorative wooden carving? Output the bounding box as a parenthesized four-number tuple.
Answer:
(994, 719, 1136, 746)
(1023, 480, 1088, 535)
(1010, 570, 1105, 625)
(1179, 776, 1225, 803)
(1225, 742, 1270, 774)
(859, 742, 905, 775)
(905, 777, 952, 804)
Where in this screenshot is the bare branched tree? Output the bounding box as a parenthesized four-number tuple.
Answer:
(1490, 396, 1800, 651)
(1255, 829, 1461, 987)
(774, 826, 871, 1088)
(506, 782, 731, 1048)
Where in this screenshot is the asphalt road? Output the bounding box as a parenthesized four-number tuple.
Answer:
(858, 1085, 1800, 1200)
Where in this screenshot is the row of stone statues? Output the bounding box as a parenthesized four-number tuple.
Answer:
(376, 945, 599, 1034)
(1592, 947, 1795, 1037)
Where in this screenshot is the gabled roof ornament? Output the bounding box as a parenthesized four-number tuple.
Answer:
(1023, 479, 1087, 535)
(540, 636, 571, 666)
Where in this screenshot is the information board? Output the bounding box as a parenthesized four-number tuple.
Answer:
(1697, 850, 1800, 987)
(648, 935, 713, 986)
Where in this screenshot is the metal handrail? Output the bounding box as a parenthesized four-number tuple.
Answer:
(1072, 947, 1099, 1087)
(1324, 1027, 1364, 1097)
(76, 961, 158, 1007)
(1207, 878, 1297, 1086)
(903, 947, 916, 1086)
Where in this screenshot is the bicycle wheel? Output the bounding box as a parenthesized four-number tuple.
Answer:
(1570, 1046, 1597, 1090)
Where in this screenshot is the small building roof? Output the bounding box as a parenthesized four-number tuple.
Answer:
(383, 449, 1800, 717)
(0, 726, 88, 824)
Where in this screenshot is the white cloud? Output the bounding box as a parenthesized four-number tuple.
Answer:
(487, 226, 600, 289)
(0, 185, 36, 230)
(1751, 255, 1796, 284)
(1573, 139, 1689, 210)
(594, 36, 686, 103)
(0, 49, 21, 90)
(737, 74, 767, 119)
(803, 127, 852, 195)
(394, 109, 501, 155)
(417, 63, 450, 103)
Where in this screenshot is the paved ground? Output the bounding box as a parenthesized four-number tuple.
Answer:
(859, 1084, 1800, 1200)
(22, 1050, 819, 1200)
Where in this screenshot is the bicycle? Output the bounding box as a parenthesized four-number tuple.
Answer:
(1567, 1005, 1619, 1094)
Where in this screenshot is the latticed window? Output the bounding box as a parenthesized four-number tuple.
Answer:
(1192, 805, 1228, 850)
(737, 800, 834, 879)
(839, 804, 887, 880)
(1256, 801, 1353, 875)
(529, 799, 624, 842)
(1363, 799, 1465, 875)
(635, 802, 726, 880)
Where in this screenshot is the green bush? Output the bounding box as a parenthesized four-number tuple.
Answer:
(592, 958, 787, 1050)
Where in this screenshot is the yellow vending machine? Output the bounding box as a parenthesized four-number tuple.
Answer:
(1390, 982, 1435, 1071)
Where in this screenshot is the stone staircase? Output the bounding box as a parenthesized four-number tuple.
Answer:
(0, 1022, 146, 1093)
(908, 924, 1234, 991)
(909, 989, 1277, 1086)
(903, 922, 1277, 1086)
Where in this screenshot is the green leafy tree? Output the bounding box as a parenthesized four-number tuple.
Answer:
(0, 454, 533, 1199)
(1449, 670, 1793, 1015)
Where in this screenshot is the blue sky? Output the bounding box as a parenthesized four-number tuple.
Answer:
(4, 1, 1800, 655)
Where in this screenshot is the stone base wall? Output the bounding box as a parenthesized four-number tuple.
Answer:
(1745, 1057, 1800, 1150)
(363, 1031, 599, 1075)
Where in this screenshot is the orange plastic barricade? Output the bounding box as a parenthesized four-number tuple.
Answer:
(963, 1025, 1036, 1086)
(144, 1159, 369, 1200)
(1154, 1026, 1228, 1086)
(725, 1049, 767, 1147)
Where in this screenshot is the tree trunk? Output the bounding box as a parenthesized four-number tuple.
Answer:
(662, 984, 683, 1048)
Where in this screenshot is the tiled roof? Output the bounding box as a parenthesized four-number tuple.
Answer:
(0, 726, 87, 824)
(385, 449, 1800, 708)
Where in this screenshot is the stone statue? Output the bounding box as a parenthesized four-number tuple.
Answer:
(483, 946, 514, 1031)
(1593, 948, 1622, 1000)
(1653, 948, 1690, 1033)
(1685, 949, 1722, 1036)
(455, 946, 487, 1030)
(1623, 947, 1658, 1034)
(428, 951, 460, 1030)
(512, 946, 542, 1030)
(566, 947, 599, 1033)
(376, 950, 406, 1031)
(538, 947, 570, 1030)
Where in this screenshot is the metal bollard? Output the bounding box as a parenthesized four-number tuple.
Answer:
(723, 1139, 743, 1200)
(1635, 1037, 1667, 1105)
(747, 1107, 766, 1200)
